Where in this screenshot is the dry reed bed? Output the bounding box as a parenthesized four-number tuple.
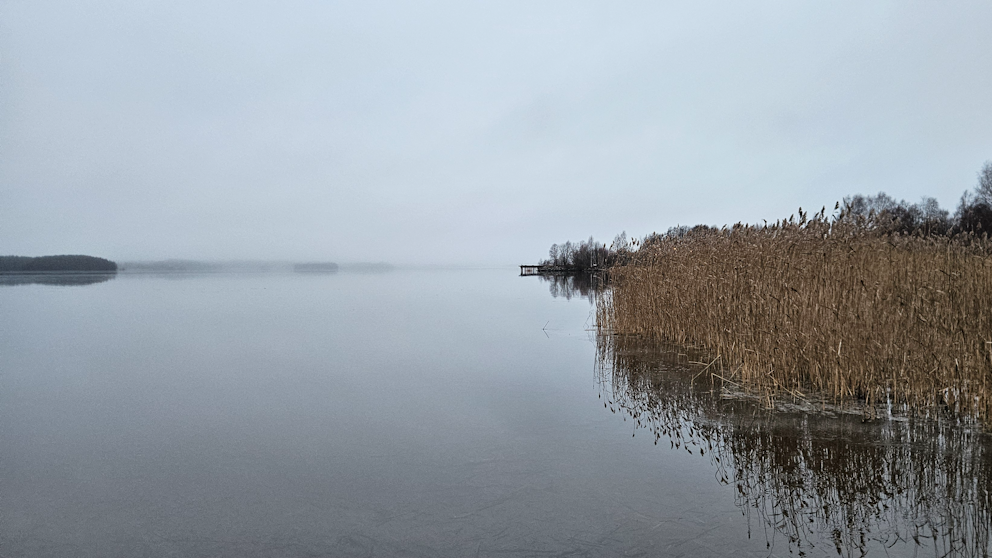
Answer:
(597, 214, 992, 423)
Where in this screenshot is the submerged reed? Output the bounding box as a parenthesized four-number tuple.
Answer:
(597, 210, 992, 424)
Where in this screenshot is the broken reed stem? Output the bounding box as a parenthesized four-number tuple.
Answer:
(597, 218, 992, 425)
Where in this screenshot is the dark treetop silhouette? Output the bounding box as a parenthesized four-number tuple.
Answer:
(0, 255, 117, 273)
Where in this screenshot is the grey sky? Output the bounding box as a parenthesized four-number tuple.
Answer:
(2, 1, 991, 265)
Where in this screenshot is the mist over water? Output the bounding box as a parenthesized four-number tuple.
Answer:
(1, 269, 990, 557)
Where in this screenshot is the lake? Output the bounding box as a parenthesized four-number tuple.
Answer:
(1, 269, 989, 557)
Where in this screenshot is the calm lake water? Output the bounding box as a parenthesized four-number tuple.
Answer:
(2, 269, 990, 557)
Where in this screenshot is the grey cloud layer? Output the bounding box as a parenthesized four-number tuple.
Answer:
(2, 1, 991, 264)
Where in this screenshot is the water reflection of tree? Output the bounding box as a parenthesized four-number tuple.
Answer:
(597, 334, 992, 557)
(0, 273, 117, 287)
(538, 272, 604, 303)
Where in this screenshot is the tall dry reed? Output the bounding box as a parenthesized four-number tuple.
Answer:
(598, 210, 992, 423)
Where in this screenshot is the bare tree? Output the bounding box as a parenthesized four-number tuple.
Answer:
(977, 160, 992, 206)
(952, 161, 992, 234)
(843, 192, 898, 218)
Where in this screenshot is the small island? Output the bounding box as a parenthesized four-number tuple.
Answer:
(293, 262, 339, 273)
(0, 255, 118, 273)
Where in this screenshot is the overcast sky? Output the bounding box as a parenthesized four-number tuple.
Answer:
(2, 1, 991, 265)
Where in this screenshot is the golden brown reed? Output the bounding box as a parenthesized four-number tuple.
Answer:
(597, 211, 992, 423)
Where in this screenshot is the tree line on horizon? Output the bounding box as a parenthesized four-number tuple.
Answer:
(0, 255, 117, 273)
(542, 160, 992, 271)
(541, 235, 628, 271)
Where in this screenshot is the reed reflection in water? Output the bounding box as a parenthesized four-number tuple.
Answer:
(598, 334, 992, 557)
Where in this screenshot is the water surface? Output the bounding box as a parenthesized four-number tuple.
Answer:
(1, 269, 988, 557)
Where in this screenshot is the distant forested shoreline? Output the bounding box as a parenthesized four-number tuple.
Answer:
(0, 255, 117, 273)
(540, 160, 992, 273)
(293, 262, 339, 273)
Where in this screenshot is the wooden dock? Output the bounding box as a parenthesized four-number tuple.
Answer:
(519, 265, 601, 276)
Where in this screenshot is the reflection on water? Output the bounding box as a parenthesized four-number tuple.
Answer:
(538, 272, 604, 302)
(598, 334, 992, 557)
(0, 273, 117, 287)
